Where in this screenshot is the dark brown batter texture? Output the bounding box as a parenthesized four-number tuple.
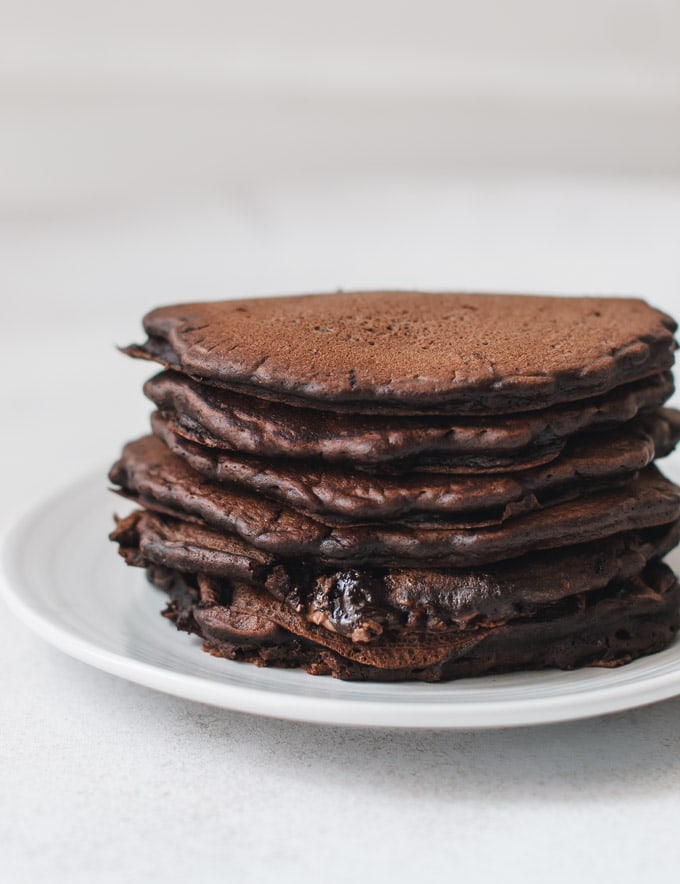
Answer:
(110, 435, 680, 567)
(148, 563, 680, 681)
(112, 511, 680, 636)
(124, 292, 676, 413)
(151, 409, 680, 521)
(110, 291, 680, 681)
(143, 369, 675, 468)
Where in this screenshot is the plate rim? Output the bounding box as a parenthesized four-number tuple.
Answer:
(3, 469, 680, 730)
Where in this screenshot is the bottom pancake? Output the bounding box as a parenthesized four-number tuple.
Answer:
(111, 510, 680, 637)
(145, 560, 680, 682)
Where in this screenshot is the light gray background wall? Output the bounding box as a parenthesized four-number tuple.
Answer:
(3, 0, 680, 213)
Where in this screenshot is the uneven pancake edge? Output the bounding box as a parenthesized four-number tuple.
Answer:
(111, 510, 680, 640)
(148, 563, 680, 682)
(141, 370, 675, 466)
(148, 408, 680, 521)
(109, 436, 680, 567)
(125, 292, 677, 414)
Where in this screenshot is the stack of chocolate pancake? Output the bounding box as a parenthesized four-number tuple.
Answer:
(110, 292, 680, 681)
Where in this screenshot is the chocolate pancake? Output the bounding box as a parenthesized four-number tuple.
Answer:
(112, 510, 276, 584)
(150, 408, 680, 521)
(112, 509, 680, 636)
(109, 435, 680, 567)
(112, 293, 680, 682)
(150, 562, 680, 681)
(143, 369, 675, 469)
(123, 292, 677, 414)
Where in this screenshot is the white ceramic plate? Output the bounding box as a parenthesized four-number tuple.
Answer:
(3, 470, 680, 729)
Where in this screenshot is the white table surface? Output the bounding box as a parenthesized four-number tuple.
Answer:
(3, 176, 680, 883)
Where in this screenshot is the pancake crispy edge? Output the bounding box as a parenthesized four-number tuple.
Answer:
(124, 292, 677, 414)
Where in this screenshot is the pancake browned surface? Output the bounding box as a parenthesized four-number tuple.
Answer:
(110, 292, 680, 681)
(143, 369, 675, 468)
(112, 510, 680, 634)
(151, 409, 680, 521)
(147, 563, 680, 681)
(124, 292, 676, 413)
(110, 435, 680, 567)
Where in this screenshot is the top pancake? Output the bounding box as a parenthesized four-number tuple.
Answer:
(125, 292, 677, 414)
